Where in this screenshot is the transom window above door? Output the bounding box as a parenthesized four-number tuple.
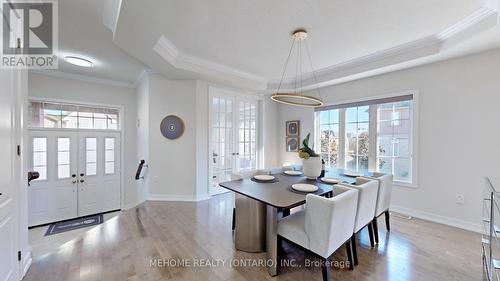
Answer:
(28, 101, 120, 130)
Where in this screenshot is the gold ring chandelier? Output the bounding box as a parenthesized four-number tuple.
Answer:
(271, 29, 324, 107)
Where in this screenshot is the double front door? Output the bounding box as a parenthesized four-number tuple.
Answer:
(210, 88, 260, 195)
(28, 130, 121, 226)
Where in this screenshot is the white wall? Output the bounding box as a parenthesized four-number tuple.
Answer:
(146, 74, 199, 200)
(28, 73, 140, 208)
(136, 74, 150, 204)
(277, 47, 500, 232)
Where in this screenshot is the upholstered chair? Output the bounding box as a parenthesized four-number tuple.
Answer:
(359, 172, 393, 243)
(337, 177, 379, 266)
(277, 188, 359, 280)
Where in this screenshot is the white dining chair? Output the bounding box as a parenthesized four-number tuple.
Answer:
(277, 188, 359, 280)
(359, 172, 393, 244)
(337, 177, 379, 266)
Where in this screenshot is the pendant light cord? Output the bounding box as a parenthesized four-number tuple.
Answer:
(275, 39, 295, 95)
(305, 40, 323, 101)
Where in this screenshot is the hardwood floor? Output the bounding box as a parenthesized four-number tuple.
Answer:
(24, 193, 481, 281)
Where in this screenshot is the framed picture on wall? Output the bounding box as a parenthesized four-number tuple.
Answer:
(286, 137, 300, 152)
(286, 120, 300, 137)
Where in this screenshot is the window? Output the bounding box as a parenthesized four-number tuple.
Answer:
(318, 109, 340, 167)
(28, 101, 119, 130)
(315, 94, 415, 184)
(104, 138, 115, 174)
(86, 138, 97, 176)
(32, 137, 47, 180)
(345, 106, 370, 171)
(57, 138, 71, 179)
(377, 101, 412, 182)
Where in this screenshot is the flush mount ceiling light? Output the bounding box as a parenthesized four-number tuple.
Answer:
(271, 29, 324, 107)
(64, 56, 93, 68)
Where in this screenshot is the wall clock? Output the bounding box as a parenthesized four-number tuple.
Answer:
(160, 115, 185, 140)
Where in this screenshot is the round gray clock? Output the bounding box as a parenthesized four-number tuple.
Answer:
(160, 115, 185, 140)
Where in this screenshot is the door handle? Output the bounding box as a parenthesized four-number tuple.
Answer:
(80, 179, 84, 183)
(80, 173, 85, 177)
(72, 180, 77, 184)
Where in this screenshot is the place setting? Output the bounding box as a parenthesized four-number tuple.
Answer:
(282, 170, 303, 176)
(251, 174, 279, 183)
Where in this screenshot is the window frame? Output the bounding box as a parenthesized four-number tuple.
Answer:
(315, 91, 419, 188)
(28, 99, 121, 131)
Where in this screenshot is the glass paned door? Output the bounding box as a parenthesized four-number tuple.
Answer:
(209, 90, 259, 195)
(237, 101, 257, 171)
(211, 96, 234, 194)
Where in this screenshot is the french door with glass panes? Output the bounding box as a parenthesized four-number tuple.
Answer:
(28, 130, 120, 226)
(210, 92, 259, 195)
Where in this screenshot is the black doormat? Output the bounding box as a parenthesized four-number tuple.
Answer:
(45, 214, 103, 236)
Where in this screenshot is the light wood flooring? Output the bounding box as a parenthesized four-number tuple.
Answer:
(24, 193, 482, 281)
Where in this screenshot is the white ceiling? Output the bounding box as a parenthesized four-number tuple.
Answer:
(111, 0, 500, 90)
(35, 0, 500, 90)
(36, 0, 146, 85)
(141, 0, 482, 78)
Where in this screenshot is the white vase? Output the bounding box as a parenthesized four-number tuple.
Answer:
(302, 157, 322, 179)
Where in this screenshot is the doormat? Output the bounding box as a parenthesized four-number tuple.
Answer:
(45, 214, 103, 236)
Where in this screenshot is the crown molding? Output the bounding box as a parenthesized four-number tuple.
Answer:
(267, 4, 499, 92)
(145, 2, 500, 93)
(30, 70, 137, 88)
(153, 35, 268, 90)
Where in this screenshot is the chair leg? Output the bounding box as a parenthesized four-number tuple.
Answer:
(346, 241, 354, 270)
(282, 208, 290, 217)
(232, 208, 235, 231)
(385, 210, 390, 232)
(321, 258, 330, 281)
(372, 217, 379, 244)
(350, 234, 358, 266)
(367, 223, 375, 248)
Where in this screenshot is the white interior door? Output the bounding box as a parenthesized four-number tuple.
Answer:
(236, 100, 258, 171)
(209, 89, 260, 195)
(210, 96, 234, 195)
(28, 131, 78, 226)
(0, 69, 20, 281)
(78, 131, 121, 217)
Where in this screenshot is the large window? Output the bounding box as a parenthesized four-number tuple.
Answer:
(319, 110, 339, 167)
(316, 94, 415, 184)
(28, 101, 119, 130)
(377, 101, 412, 182)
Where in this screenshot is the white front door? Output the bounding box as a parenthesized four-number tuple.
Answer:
(28, 130, 121, 226)
(28, 131, 78, 226)
(209, 88, 260, 195)
(78, 132, 121, 216)
(0, 69, 21, 281)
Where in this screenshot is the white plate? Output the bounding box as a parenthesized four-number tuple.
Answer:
(344, 171, 363, 177)
(321, 177, 341, 184)
(284, 170, 302, 176)
(253, 175, 275, 181)
(291, 183, 319, 193)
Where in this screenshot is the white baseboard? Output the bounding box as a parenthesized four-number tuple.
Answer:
(122, 199, 146, 210)
(21, 251, 32, 278)
(391, 205, 482, 233)
(148, 193, 211, 202)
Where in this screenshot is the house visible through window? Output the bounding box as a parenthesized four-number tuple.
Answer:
(28, 101, 120, 130)
(315, 94, 415, 184)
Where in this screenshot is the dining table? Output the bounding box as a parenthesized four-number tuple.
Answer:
(218, 168, 374, 276)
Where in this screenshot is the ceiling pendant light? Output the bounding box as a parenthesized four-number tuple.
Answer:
(271, 29, 324, 107)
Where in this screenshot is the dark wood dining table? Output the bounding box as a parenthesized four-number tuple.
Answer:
(219, 168, 374, 276)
